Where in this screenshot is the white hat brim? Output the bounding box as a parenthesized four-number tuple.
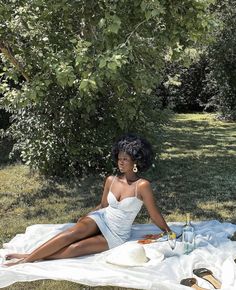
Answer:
(106, 255, 149, 267)
(105, 244, 164, 267)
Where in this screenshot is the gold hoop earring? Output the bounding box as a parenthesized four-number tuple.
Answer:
(133, 164, 138, 173)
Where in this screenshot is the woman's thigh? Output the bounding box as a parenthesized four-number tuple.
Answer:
(47, 234, 109, 259)
(64, 216, 101, 240)
(76, 234, 109, 255)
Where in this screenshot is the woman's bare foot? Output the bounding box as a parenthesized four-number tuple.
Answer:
(4, 258, 26, 267)
(5, 253, 29, 260)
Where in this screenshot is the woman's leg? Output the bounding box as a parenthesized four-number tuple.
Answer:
(5, 253, 28, 260)
(45, 234, 108, 260)
(5, 217, 100, 265)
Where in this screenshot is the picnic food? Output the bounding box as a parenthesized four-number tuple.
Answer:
(137, 231, 179, 245)
(143, 233, 165, 239)
(138, 239, 155, 244)
(137, 232, 165, 244)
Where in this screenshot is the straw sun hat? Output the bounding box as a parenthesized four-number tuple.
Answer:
(105, 243, 164, 267)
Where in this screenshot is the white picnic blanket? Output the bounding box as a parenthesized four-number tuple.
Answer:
(0, 220, 236, 290)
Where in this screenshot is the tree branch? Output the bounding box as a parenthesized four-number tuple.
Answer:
(0, 41, 30, 82)
(124, 19, 147, 45)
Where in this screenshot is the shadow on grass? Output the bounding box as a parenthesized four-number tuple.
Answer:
(155, 114, 236, 223)
(0, 138, 14, 164)
(4, 176, 103, 222)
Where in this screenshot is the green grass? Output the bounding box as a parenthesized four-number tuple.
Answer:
(0, 113, 235, 289)
(156, 113, 236, 223)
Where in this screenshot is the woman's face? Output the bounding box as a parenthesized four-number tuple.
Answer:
(117, 151, 135, 173)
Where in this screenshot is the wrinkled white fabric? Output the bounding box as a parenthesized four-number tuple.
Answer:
(0, 220, 235, 289)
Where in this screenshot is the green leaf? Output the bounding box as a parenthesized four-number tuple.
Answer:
(75, 55, 83, 65)
(70, 38, 77, 44)
(99, 58, 107, 68)
(88, 79, 97, 89)
(107, 62, 117, 71)
(107, 15, 121, 34)
(79, 79, 88, 91)
(108, 23, 120, 34)
(98, 18, 106, 28)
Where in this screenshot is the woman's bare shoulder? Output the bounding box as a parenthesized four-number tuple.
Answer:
(106, 175, 116, 181)
(138, 178, 152, 191)
(137, 178, 153, 201)
(138, 178, 151, 186)
(104, 175, 116, 186)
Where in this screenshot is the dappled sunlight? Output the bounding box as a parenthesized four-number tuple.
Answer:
(197, 200, 235, 221)
(0, 164, 41, 194)
(156, 113, 236, 223)
(161, 114, 236, 158)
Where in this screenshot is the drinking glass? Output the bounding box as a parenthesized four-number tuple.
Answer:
(167, 231, 177, 250)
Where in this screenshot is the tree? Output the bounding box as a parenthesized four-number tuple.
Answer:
(0, 0, 216, 176)
(155, 56, 214, 113)
(207, 0, 236, 120)
(153, 1, 236, 118)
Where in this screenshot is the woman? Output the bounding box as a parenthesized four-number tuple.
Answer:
(5, 133, 171, 266)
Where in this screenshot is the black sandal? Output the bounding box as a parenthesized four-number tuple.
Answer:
(180, 278, 209, 290)
(193, 268, 221, 289)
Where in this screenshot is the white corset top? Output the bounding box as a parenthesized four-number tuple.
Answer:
(107, 191, 143, 212)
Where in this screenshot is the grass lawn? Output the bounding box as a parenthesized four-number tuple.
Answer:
(0, 113, 235, 289)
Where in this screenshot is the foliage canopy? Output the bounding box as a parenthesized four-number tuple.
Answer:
(0, 0, 216, 176)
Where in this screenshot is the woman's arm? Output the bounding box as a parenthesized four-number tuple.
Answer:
(90, 175, 111, 210)
(139, 180, 171, 232)
(99, 175, 113, 208)
(78, 175, 113, 221)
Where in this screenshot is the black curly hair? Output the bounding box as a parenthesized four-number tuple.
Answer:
(112, 133, 153, 172)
